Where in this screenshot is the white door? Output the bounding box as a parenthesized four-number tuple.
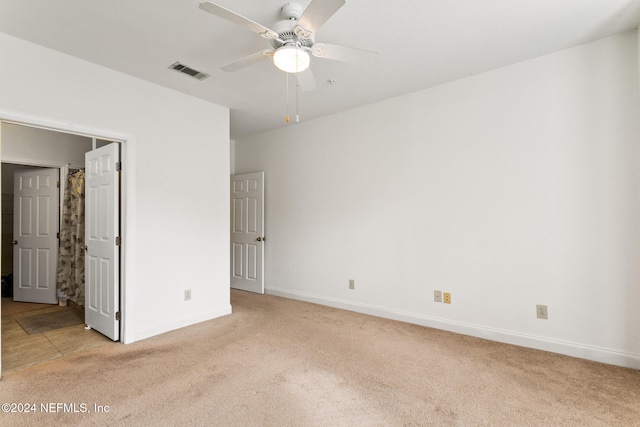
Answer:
(231, 172, 264, 294)
(85, 143, 120, 341)
(12, 168, 59, 304)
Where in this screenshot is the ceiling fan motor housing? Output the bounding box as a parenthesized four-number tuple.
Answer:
(271, 18, 314, 49)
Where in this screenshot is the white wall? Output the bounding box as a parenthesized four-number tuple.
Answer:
(2, 123, 91, 167)
(235, 30, 640, 368)
(230, 139, 236, 175)
(0, 32, 231, 343)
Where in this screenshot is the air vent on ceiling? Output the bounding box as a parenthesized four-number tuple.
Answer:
(168, 62, 210, 81)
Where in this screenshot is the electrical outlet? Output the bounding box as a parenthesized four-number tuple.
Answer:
(349, 279, 355, 290)
(443, 292, 451, 304)
(536, 304, 548, 319)
(434, 290, 442, 303)
(184, 289, 191, 301)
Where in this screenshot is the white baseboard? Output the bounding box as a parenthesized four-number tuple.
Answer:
(266, 287, 640, 370)
(132, 304, 232, 342)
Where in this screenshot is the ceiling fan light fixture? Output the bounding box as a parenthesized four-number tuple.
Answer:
(273, 46, 310, 73)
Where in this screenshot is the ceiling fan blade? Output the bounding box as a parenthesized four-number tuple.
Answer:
(297, 0, 345, 33)
(296, 68, 316, 92)
(221, 50, 274, 72)
(199, 2, 279, 39)
(312, 43, 379, 66)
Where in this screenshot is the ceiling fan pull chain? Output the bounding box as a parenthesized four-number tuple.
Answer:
(285, 72, 290, 123)
(296, 74, 300, 123)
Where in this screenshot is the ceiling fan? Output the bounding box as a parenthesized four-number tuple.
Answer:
(199, 0, 379, 91)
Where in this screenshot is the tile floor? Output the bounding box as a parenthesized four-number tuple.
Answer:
(1, 297, 113, 374)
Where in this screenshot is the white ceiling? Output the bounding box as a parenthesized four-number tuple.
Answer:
(0, 0, 639, 139)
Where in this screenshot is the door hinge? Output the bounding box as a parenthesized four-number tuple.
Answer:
(116, 162, 122, 172)
(115, 236, 121, 246)
(115, 311, 121, 321)
(57, 232, 60, 239)
(56, 181, 60, 188)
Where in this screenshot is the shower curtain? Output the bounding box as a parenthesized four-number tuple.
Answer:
(57, 169, 86, 306)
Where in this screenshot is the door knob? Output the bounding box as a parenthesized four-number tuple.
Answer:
(12, 240, 18, 245)
(256, 237, 266, 242)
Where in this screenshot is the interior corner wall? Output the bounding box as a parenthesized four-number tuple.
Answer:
(0, 32, 231, 342)
(235, 30, 640, 368)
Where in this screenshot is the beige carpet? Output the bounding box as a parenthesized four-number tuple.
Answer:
(1, 290, 638, 426)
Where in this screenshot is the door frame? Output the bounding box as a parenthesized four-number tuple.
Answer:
(0, 109, 136, 348)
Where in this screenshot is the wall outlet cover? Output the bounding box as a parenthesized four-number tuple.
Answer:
(536, 304, 548, 319)
(443, 292, 451, 304)
(434, 290, 442, 303)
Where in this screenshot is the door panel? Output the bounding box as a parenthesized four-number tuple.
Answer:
(247, 244, 257, 280)
(85, 143, 120, 341)
(230, 172, 264, 294)
(13, 168, 59, 304)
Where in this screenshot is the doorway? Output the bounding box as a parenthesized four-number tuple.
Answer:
(0, 118, 131, 374)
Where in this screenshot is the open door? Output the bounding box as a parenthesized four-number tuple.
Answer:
(12, 168, 60, 304)
(231, 172, 265, 294)
(84, 143, 120, 341)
